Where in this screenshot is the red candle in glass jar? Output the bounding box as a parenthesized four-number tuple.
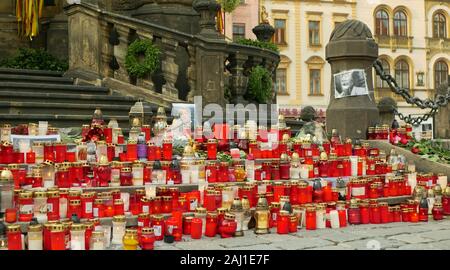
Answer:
(165, 217, 182, 241)
(140, 197, 151, 214)
(141, 125, 151, 142)
(183, 216, 193, 235)
(297, 183, 309, 204)
(205, 212, 218, 237)
(5, 208, 17, 223)
(54, 142, 67, 163)
(114, 199, 125, 215)
(206, 139, 218, 160)
(147, 143, 159, 161)
(190, 217, 203, 239)
(93, 199, 105, 218)
(127, 141, 138, 162)
(344, 142, 353, 156)
(139, 227, 156, 250)
(379, 202, 390, 223)
(205, 190, 217, 211)
(138, 213, 151, 232)
(26, 151, 36, 164)
(162, 196, 173, 214)
(49, 224, 66, 250)
(68, 199, 82, 219)
(151, 215, 165, 241)
(360, 203, 370, 224)
(18, 191, 33, 222)
(323, 184, 333, 202)
(276, 211, 290, 234)
(162, 139, 173, 161)
(6, 225, 22, 250)
(55, 167, 70, 188)
(280, 160, 290, 180)
(80, 192, 94, 219)
(305, 207, 316, 230)
(270, 202, 281, 228)
(120, 167, 133, 186)
(432, 203, 444, 220)
(205, 161, 218, 183)
(289, 215, 298, 233)
(261, 162, 271, 180)
(271, 165, 280, 181)
(218, 162, 229, 182)
(272, 182, 284, 202)
(348, 204, 361, 225)
(2, 142, 14, 164)
(103, 127, 113, 144)
(219, 213, 237, 238)
(107, 144, 115, 162)
(152, 197, 162, 214)
(178, 197, 188, 213)
(369, 203, 381, 224)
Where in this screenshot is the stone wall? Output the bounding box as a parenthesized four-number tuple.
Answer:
(0, 0, 68, 61)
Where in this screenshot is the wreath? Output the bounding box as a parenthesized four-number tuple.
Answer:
(125, 39, 161, 78)
(246, 65, 273, 103)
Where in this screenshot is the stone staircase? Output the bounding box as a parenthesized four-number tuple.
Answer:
(0, 68, 156, 128)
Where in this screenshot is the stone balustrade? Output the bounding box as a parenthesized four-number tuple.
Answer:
(64, 1, 279, 108)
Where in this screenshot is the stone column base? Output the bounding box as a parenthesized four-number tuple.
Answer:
(326, 104, 379, 140)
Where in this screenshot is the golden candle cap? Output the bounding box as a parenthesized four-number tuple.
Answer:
(113, 215, 126, 222)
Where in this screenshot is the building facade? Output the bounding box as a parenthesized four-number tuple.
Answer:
(260, 0, 449, 121)
(224, 0, 261, 41)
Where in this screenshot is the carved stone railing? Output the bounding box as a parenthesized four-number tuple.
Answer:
(64, 1, 279, 108)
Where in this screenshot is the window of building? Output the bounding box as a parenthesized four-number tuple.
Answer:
(275, 68, 287, 95)
(309, 21, 320, 46)
(434, 60, 449, 88)
(376, 59, 390, 88)
(394, 11, 407, 36)
(239, 0, 245, 4)
(232, 23, 245, 41)
(395, 60, 410, 90)
(375, 10, 389, 36)
(309, 69, 321, 95)
(273, 19, 287, 45)
(433, 12, 447, 38)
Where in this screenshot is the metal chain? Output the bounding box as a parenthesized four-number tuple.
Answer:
(373, 59, 450, 125)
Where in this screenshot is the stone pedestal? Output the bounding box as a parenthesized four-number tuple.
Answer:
(325, 20, 379, 140)
(434, 79, 450, 139)
(377, 97, 397, 126)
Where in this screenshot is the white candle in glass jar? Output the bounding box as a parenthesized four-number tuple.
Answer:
(299, 165, 309, 179)
(330, 210, 340, 229)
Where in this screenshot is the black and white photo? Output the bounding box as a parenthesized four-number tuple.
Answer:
(334, 69, 369, 99)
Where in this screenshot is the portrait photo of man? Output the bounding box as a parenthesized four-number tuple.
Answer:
(334, 69, 369, 99)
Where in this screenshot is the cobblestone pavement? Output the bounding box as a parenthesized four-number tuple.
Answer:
(150, 218, 450, 250)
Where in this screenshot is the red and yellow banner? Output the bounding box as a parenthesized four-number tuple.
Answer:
(16, 0, 44, 39)
(217, 9, 224, 34)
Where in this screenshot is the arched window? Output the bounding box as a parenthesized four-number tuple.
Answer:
(376, 59, 390, 88)
(434, 60, 448, 88)
(394, 11, 407, 36)
(375, 10, 389, 36)
(433, 12, 447, 38)
(395, 60, 410, 89)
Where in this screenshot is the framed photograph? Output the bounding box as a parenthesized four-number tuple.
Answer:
(334, 69, 369, 99)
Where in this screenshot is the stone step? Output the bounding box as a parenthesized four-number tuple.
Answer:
(0, 68, 64, 77)
(0, 74, 74, 85)
(0, 101, 153, 117)
(0, 91, 138, 106)
(0, 113, 131, 128)
(0, 82, 109, 94)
